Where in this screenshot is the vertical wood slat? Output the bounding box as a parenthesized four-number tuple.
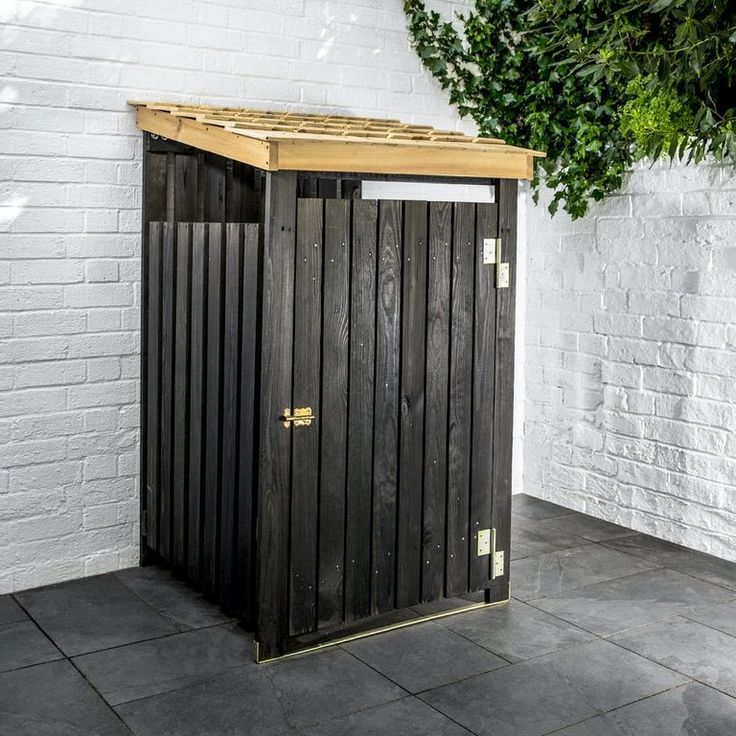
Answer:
(204, 156, 226, 222)
(469, 203, 498, 590)
(256, 170, 297, 660)
(145, 222, 163, 552)
(237, 224, 260, 621)
(172, 224, 191, 572)
(219, 224, 243, 606)
(159, 223, 176, 562)
(396, 201, 427, 608)
(318, 199, 350, 628)
(203, 224, 224, 596)
(175, 155, 198, 221)
(446, 203, 476, 597)
(344, 200, 377, 622)
(188, 224, 207, 584)
(371, 200, 402, 615)
(421, 202, 452, 601)
(491, 180, 517, 599)
(289, 199, 323, 635)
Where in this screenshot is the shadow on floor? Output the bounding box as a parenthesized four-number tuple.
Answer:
(2, 494, 736, 735)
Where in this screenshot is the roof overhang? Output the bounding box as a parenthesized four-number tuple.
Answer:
(130, 102, 545, 180)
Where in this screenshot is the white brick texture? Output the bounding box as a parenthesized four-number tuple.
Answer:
(524, 160, 736, 562)
(0, 0, 474, 593)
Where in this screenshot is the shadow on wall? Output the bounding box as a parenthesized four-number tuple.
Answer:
(523, 161, 736, 562)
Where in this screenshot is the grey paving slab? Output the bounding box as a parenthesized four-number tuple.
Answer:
(511, 543, 658, 602)
(420, 639, 686, 736)
(343, 621, 507, 693)
(603, 534, 736, 592)
(0, 621, 62, 672)
(533, 568, 734, 635)
(553, 682, 736, 736)
(299, 697, 472, 736)
(15, 574, 178, 656)
(0, 596, 26, 626)
(684, 599, 736, 638)
(511, 515, 588, 560)
(538, 511, 637, 543)
(440, 598, 595, 663)
(74, 623, 254, 706)
(511, 494, 576, 521)
(116, 565, 232, 630)
(116, 648, 404, 736)
(0, 659, 130, 736)
(611, 617, 736, 696)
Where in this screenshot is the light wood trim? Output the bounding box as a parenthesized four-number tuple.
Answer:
(135, 106, 275, 170)
(275, 139, 533, 179)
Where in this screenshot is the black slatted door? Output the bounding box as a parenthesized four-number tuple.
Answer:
(257, 195, 508, 661)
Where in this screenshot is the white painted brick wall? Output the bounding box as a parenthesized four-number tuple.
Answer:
(524, 160, 736, 561)
(0, 0, 475, 593)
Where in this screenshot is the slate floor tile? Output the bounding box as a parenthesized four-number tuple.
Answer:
(15, 574, 178, 656)
(553, 682, 736, 736)
(511, 494, 576, 521)
(0, 659, 130, 736)
(74, 623, 253, 706)
(511, 543, 658, 601)
(116, 565, 232, 630)
(611, 617, 736, 696)
(299, 697, 472, 736)
(511, 515, 588, 560)
(0, 596, 26, 626)
(115, 648, 404, 736)
(420, 639, 687, 736)
(603, 534, 736, 592)
(538, 511, 637, 543)
(0, 621, 62, 672)
(532, 568, 734, 635)
(440, 598, 595, 662)
(343, 621, 507, 693)
(684, 599, 736, 638)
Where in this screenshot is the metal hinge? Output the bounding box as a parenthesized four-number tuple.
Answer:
(477, 527, 505, 579)
(482, 238, 510, 288)
(281, 407, 315, 428)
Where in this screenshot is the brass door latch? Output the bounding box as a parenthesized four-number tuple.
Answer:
(281, 407, 315, 428)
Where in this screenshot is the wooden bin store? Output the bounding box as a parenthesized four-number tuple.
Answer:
(133, 102, 543, 662)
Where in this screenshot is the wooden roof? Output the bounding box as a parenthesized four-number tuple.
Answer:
(130, 101, 544, 180)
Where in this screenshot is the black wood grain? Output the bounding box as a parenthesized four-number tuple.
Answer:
(175, 154, 197, 221)
(396, 200, 427, 609)
(225, 161, 242, 222)
(145, 222, 163, 552)
(344, 199, 377, 622)
(371, 200, 402, 615)
(219, 224, 243, 607)
(422, 202, 452, 601)
(491, 180, 517, 602)
(203, 223, 223, 596)
(289, 199, 323, 636)
(318, 199, 350, 628)
(187, 223, 207, 584)
(172, 224, 191, 572)
(159, 223, 176, 562)
(237, 223, 260, 621)
(255, 171, 297, 660)
(446, 203, 475, 597)
(204, 156, 226, 222)
(469, 202, 498, 590)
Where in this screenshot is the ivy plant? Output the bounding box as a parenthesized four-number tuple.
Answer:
(404, 0, 736, 217)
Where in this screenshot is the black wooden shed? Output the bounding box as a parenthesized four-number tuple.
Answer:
(133, 101, 543, 661)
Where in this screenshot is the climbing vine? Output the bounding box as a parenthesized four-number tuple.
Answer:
(404, 0, 736, 217)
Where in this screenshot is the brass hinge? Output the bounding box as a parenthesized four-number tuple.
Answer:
(281, 407, 315, 428)
(477, 527, 505, 578)
(482, 237, 509, 288)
